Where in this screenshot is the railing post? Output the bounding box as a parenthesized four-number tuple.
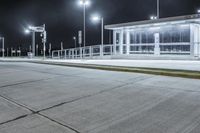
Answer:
(75, 49, 77, 59)
(68, 50, 70, 59)
(64, 50, 67, 59)
(72, 49, 74, 59)
(80, 48, 82, 59)
(52, 51, 54, 58)
(89, 46, 92, 57)
(58, 51, 60, 59)
(100, 45, 103, 57)
(110, 45, 113, 55)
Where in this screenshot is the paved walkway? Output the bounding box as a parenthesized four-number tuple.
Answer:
(47, 59, 200, 71)
(1, 58, 200, 71)
(0, 62, 200, 132)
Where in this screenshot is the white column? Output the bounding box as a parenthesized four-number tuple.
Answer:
(190, 24, 200, 57)
(198, 25, 200, 57)
(119, 30, 124, 54)
(113, 30, 117, 55)
(126, 30, 130, 55)
(154, 33, 160, 55)
(100, 45, 103, 57)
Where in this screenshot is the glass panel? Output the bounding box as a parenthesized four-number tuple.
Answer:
(116, 33, 120, 44)
(123, 32, 126, 44)
(130, 32, 135, 44)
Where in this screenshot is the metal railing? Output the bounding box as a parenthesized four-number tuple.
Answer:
(52, 44, 113, 59)
(52, 43, 200, 59)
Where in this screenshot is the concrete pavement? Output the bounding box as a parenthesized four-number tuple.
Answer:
(0, 62, 200, 132)
(1, 58, 200, 71)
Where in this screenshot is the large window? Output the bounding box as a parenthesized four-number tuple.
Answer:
(160, 25, 190, 43)
(160, 45, 190, 55)
(130, 32, 140, 44)
(123, 32, 126, 44)
(128, 25, 190, 44)
(116, 32, 120, 44)
(130, 46, 154, 54)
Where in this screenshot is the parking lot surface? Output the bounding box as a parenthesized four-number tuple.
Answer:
(0, 62, 200, 133)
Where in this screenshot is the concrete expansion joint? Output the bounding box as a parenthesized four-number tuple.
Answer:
(0, 78, 52, 89)
(38, 113, 81, 133)
(0, 76, 151, 132)
(0, 114, 28, 126)
(0, 93, 81, 133)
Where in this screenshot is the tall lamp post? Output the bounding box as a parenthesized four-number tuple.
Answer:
(0, 37, 5, 58)
(36, 44, 39, 56)
(25, 28, 35, 56)
(157, 0, 159, 19)
(78, 0, 90, 57)
(73, 36, 77, 48)
(25, 24, 47, 59)
(91, 15, 104, 56)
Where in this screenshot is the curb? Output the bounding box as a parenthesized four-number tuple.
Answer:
(1, 59, 200, 79)
(29, 61, 200, 79)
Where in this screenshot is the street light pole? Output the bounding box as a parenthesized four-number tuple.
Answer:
(157, 0, 159, 19)
(91, 15, 104, 56)
(79, 0, 90, 57)
(83, 3, 86, 50)
(49, 43, 51, 56)
(2, 38, 4, 58)
(7, 48, 8, 57)
(101, 17, 104, 45)
(100, 17, 104, 56)
(36, 44, 38, 56)
(25, 24, 46, 59)
(0, 37, 5, 58)
(32, 31, 35, 56)
(73, 37, 77, 48)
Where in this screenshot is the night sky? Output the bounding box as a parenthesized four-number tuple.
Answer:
(0, 0, 200, 50)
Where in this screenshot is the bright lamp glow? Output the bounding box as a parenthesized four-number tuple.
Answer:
(198, 9, 200, 13)
(28, 25, 34, 30)
(91, 15, 101, 22)
(150, 16, 157, 20)
(25, 29, 30, 34)
(79, 0, 90, 6)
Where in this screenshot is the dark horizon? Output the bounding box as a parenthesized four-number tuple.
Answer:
(0, 0, 200, 50)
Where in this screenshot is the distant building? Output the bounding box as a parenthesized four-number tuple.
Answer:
(52, 14, 200, 59)
(105, 14, 200, 58)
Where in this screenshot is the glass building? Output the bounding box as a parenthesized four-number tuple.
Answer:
(105, 14, 200, 57)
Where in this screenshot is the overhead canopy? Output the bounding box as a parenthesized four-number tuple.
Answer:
(105, 14, 200, 30)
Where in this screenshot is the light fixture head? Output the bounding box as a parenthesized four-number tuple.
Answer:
(92, 16, 100, 21)
(28, 25, 34, 30)
(79, 0, 90, 6)
(150, 16, 157, 20)
(25, 29, 30, 34)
